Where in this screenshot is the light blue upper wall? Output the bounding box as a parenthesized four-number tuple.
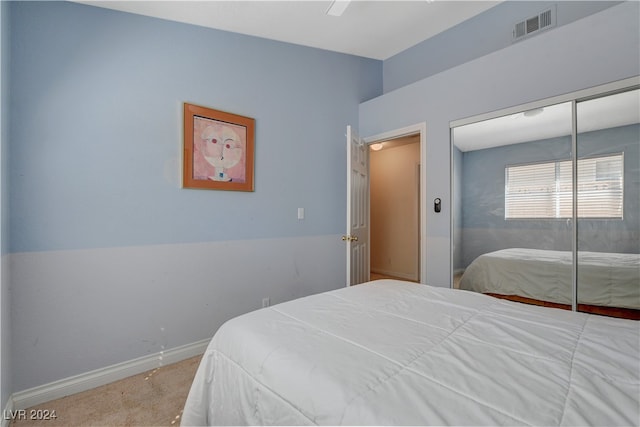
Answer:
(360, 1, 640, 286)
(383, 1, 622, 93)
(8, 1, 382, 254)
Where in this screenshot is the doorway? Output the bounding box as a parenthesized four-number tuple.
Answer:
(365, 123, 427, 282)
(369, 136, 420, 282)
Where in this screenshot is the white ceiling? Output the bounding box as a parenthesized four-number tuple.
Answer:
(453, 89, 640, 152)
(75, 0, 501, 60)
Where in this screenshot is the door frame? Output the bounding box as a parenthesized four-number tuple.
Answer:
(363, 122, 427, 284)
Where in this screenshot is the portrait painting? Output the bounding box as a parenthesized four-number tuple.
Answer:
(183, 103, 255, 191)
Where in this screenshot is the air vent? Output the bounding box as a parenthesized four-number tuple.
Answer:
(512, 7, 556, 42)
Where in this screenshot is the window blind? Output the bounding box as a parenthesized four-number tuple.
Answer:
(505, 153, 623, 219)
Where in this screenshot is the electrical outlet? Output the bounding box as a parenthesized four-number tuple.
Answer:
(262, 297, 270, 308)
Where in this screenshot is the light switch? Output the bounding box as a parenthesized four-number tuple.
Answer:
(297, 207, 305, 220)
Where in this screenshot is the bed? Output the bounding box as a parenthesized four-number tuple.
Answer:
(459, 248, 640, 318)
(181, 279, 639, 426)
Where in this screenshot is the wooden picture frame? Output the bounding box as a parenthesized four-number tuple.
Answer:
(183, 103, 255, 191)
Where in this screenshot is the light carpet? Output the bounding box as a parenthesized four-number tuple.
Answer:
(11, 355, 202, 427)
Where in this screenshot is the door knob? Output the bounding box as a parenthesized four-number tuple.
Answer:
(341, 235, 359, 242)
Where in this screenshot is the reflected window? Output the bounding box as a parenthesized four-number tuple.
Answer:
(576, 154, 623, 218)
(505, 153, 623, 219)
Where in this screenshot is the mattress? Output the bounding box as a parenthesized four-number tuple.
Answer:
(459, 248, 640, 309)
(181, 279, 639, 426)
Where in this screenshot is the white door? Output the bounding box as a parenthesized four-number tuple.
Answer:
(344, 125, 370, 286)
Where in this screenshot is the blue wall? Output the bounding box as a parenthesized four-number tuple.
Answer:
(383, 1, 621, 93)
(8, 1, 382, 254)
(459, 124, 639, 267)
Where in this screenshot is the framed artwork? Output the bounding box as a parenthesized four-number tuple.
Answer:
(183, 103, 255, 191)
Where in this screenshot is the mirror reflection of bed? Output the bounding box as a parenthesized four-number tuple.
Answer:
(451, 88, 640, 320)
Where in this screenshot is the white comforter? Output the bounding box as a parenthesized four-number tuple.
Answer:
(182, 280, 639, 426)
(459, 248, 640, 309)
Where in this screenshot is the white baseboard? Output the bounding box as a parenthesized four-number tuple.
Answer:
(11, 338, 210, 411)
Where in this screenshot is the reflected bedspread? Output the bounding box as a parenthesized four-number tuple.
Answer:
(460, 248, 640, 309)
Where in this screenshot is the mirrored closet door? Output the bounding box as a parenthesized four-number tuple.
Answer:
(451, 84, 639, 319)
(576, 90, 640, 316)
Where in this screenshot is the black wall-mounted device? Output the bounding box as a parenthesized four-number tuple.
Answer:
(434, 198, 441, 213)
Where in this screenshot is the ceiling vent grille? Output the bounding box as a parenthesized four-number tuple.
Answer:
(513, 7, 556, 42)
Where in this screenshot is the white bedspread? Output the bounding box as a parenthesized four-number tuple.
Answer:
(459, 248, 640, 309)
(182, 280, 639, 426)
